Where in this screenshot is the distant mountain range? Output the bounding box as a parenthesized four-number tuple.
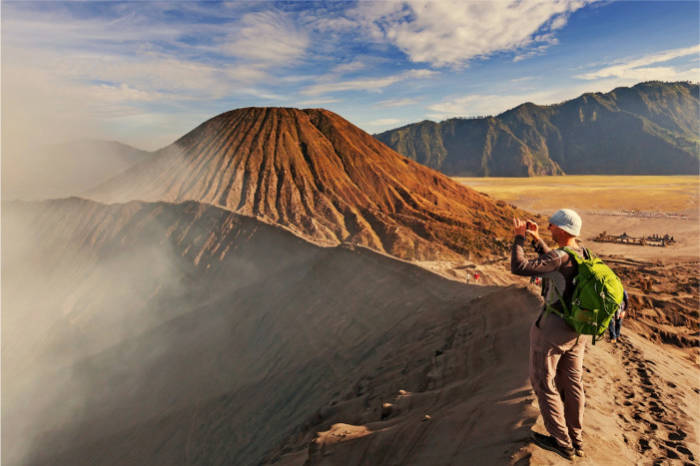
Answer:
(375, 81, 699, 176)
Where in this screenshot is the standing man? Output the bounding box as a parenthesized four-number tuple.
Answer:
(511, 209, 586, 460)
(609, 289, 629, 343)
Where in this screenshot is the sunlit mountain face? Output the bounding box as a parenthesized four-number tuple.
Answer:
(90, 107, 526, 263)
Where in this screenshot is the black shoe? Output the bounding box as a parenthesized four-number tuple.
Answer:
(531, 432, 574, 460)
(572, 441, 584, 457)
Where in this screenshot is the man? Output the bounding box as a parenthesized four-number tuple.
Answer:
(609, 289, 629, 343)
(510, 209, 586, 460)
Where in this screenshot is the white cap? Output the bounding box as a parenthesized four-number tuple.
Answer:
(549, 209, 582, 236)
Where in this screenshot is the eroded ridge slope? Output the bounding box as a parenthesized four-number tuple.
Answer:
(91, 107, 522, 262)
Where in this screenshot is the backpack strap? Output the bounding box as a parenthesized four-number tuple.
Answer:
(545, 247, 579, 331)
(582, 246, 593, 260)
(561, 246, 584, 262)
(544, 250, 572, 320)
(544, 286, 569, 319)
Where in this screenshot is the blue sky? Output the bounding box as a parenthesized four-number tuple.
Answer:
(2, 0, 698, 151)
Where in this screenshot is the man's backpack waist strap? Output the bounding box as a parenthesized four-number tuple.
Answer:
(536, 302, 566, 327)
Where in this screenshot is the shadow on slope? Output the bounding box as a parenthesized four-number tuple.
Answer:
(3, 198, 528, 466)
(265, 288, 543, 465)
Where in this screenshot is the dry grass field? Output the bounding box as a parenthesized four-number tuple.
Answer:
(455, 175, 699, 215)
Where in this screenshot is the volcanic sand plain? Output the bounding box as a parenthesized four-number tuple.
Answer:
(456, 175, 699, 261)
(457, 175, 699, 350)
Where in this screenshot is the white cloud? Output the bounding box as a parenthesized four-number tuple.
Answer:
(87, 83, 165, 104)
(331, 60, 368, 74)
(301, 76, 402, 95)
(367, 118, 403, 127)
(1, 4, 306, 154)
(375, 98, 420, 108)
(293, 98, 341, 107)
(578, 45, 700, 80)
(312, 15, 357, 33)
(2, 11, 185, 49)
(1, 6, 278, 103)
(513, 44, 552, 62)
(427, 82, 621, 120)
(428, 93, 535, 119)
(223, 11, 310, 66)
(6, 46, 261, 102)
(236, 88, 288, 101)
(407, 69, 439, 79)
(301, 69, 437, 95)
(510, 76, 536, 83)
(427, 67, 700, 121)
(549, 13, 569, 31)
(349, 0, 597, 67)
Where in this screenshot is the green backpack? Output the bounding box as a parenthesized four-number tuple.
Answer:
(546, 247, 624, 344)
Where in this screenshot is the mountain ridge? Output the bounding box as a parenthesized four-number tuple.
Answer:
(375, 81, 700, 176)
(90, 107, 528, 263)
(3, 197, 493, 466)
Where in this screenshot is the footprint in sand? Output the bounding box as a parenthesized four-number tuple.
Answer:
(613, 338, 695, 463)
(638, 438, 651, 453)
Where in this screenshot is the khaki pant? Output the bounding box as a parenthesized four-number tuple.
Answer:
(529, 312, 586, 449)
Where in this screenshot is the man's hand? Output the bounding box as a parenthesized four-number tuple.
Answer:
(526, 220, 541, 241)
(514, 218, 542, 240)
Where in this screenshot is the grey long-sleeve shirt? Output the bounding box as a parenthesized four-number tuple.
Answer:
(511, 235, 583, 310)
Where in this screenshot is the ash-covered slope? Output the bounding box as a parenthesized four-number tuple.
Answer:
(3, 198, 504, 466)
(263, 298, 699, 466)
(376, 81, 700, 176)
(91, 107, 522, 262)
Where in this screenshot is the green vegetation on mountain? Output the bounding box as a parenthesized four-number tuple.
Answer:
(375, 82, 699, 176)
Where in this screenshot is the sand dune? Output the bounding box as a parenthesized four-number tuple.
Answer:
(265, 284, 698, 466)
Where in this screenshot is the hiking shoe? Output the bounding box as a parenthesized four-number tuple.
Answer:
(531, 432, 574, 460)
(572, 441, 584, 457)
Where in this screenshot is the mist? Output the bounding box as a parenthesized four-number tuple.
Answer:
(2, 197, 485, 465)
(2, 200, 190, 464)
(2, 198, 290, 464)
(0, 47, 158, 201)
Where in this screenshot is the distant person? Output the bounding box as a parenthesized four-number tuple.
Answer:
(510, 209, 587, 460)
(609, 289, 629, 343)
(473, 272, 480, 282)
